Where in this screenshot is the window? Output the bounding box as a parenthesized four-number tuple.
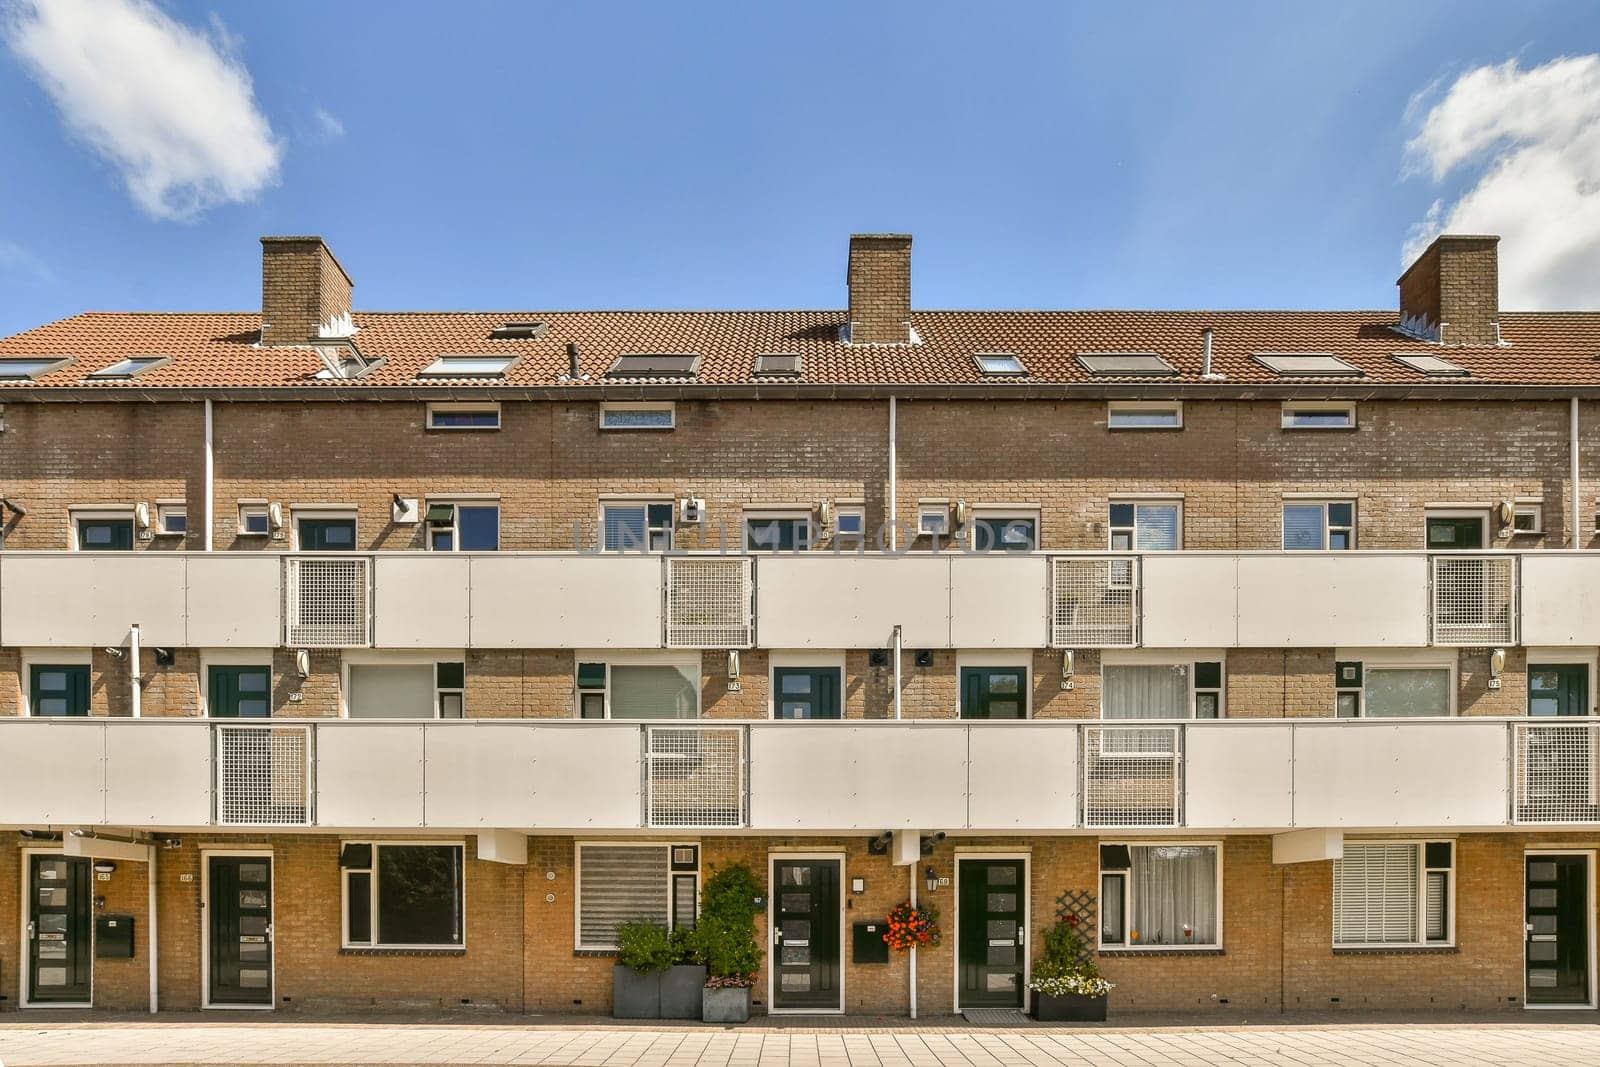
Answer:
(297, 514, 357, 551)
(208, 665, 271, 718)
(488, 320, 545, 339)
(968, 511, 1038, 552)
(605, 354, 702, 378)
(0, 356, 72, 380)
(1108, 402, 1182, 430)
(832, 506, 865, 551)
(917, 504, 951, 539)
(342, 842, 464, 948)
(773, 666, 843, 719)
(1513, 503, 1543, 534)
(1282, 501, 1355, 550)
(1281, 402, 1356, 429)
(1333, 841, 1453, 948)
(1076, 353, 1178, 377)
(575, 843, 699, 950)
(599, 402, 675, 430)
(603, 501, 675, 552)
(754, 353, 802, 377)
(427, 502, 499, 551)
(238, 503, 270, 536)
(87, 355, 168, 379)
(745, 511, 813, 552)
(1338, 662, 1453, 718)
(1253, 353, 1363, 377)
(426, 402, 501, 430)
(575, 659, 699, 719)
(1392, 353, 1468, 377)
(156, 504, 187, 536)
(1108, 501, 1181, 551)
(74, 512, 134, 550)
(30, 664, 90, 717)
(417, 354, 517, 378)
(1099, 843, 1220, 949)
(975, 352, 1026, 376)
(961, 666, 1027, 719)
(346, 660, 466, 719)
(1102, 661, 1224, 719)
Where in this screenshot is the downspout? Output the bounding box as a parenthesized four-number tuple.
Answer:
(1572, 397, 1582, 550)
(892, 624, 903, 720)
(148, 842, 159, 1013)
(204, 399, 214, 552)
(908, 862, 918, 1019)
(887, 397, 897, 551)
(129, 623, 141, 718)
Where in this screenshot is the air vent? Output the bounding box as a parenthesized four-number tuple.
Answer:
(489, 321, 547, 340)
(754, 353, 802, 377)
(605, 354, 702, 378)
(1076, 352, 1177, 377)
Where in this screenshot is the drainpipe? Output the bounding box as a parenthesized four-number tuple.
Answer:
(892, 624, 903, 720)
(203, 399, 214, 552)
(1572, 397, 1582, 550)
(129, 623, 141, 718)
(147, 842, 158, 1013)
(908, 862, 918, 1019)
(887, 397, 897, 551)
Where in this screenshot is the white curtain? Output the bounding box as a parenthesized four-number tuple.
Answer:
(1131, 845, 1218, 946)
(1104, 664, 1190, 719)
(1364, 668, 1450, 717)
(611, 664, 698, 719)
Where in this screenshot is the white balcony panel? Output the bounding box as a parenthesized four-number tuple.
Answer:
(372, 556, 471, 648)
(748, 725, 968, 829)
(1, 555, 186, 647)
(469, 556, 661, 648)
(967, 724, 1078, 829)
(1184, 723, 1294, 828)
(1140, 555, 1238, 647)
(1292, 721, 1507, 828)
(185, 554, 281, 646)
(423, 722, 642, 829)
(757, 557, 950, 649)
(1521, 553, 1600, 646)
(1237, 554, 1428, 647)
(315, 722, 426, 827)
(103, 721, 211, 826)
(0, 721, 105, 825)
(949, 556, 1049, 648)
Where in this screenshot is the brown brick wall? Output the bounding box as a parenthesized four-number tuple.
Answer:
(260, 237, 353, 347)
(1399, 236, 1500, 347)
(847, 235, 912, 346)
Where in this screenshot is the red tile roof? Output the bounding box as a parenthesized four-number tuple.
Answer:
(3, 309, 1600, 390)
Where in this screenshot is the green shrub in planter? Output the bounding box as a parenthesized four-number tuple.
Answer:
(613, 921, 673, 1018)
(1028, 913, 1113, 1022)
(660, 926, 708, 1020)
(693, 863, 764, 1023)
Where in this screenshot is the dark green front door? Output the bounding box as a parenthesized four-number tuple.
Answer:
(959, 858, 1026, 1008)
(28, 855, 91, 1004)
(298, 517, 356, 550)
(773, 668, 841, 720)
(1530, 665, 1589, 717)
(772, 859, 841, 1011)
(961, 668, 1026, 719)
(209, 666, 272, 718)
(31, 665, 90, 717)
(1426, 516, 1485, 549)
(1527, 855, 1591, 1006)
(77, 517, 133, 550)
(208, 855, 273, 1006)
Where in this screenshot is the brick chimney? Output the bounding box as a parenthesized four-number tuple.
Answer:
(846, 233, 913, 345)
(260, 236, 354, 345)
(1397, 234, 1500, 346)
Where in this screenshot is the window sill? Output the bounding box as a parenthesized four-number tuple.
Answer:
(1098, 947, 1223, 958)
(1332, 945, 1457, 956)
(340, 946, 465, 957)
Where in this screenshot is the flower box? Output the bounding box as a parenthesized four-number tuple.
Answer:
(1032, 990, 1108, 1022)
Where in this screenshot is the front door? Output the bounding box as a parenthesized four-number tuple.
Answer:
(771, 858, 841, 1011)
(298, 517, 356, 551)
(208, 855, 274, 1006)
(958, 858, 1026, 1009)
(773, 668, 841, 720)
(961, 668, 1026, 719)
(27, 855, 91, 1004)
(209, 666, 272, 718)
(1527, 854, 1591, 1007)
(1530, 665, 1590, 717)
(1426, 515, 1485, 550)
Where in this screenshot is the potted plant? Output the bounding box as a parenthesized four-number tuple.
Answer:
(694, 863, 764, 1023)
(1028, 913, 1113, 1022)
(613, 920, 673, 1018)
(660, 925, 708, 1019)
(883, 900, 941, 954)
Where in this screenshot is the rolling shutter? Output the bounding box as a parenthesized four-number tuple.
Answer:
(1333, 843, 1418, 945)
(578, 845, 668, 949)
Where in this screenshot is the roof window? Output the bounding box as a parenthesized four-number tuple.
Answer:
(88, 355, 168, 379)
(605, 353, 702, 378)
(754, 353, 802, 377)
(1392, 352, 1469, 377)
(0, 356, 73, 380)
(489, 321, 546, 340)
(417, 354, 518, 378)
(975, 352, 1026, 376)
(1252, 353, 1363, 377)
(1076, 352, 1177, 376)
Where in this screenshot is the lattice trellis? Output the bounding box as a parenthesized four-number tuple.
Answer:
(1050, 556, 1139, 648)
(1430, 555, 1516, 646)
(665, 557, 754, 648)
(285, 555, 371, 647)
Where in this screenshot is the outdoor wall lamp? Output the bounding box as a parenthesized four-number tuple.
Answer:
(1489, 648, 1506, 691)
(726, 650, 741, 693)
(294, 649, 311, 678)
(93, 861, 117, 875)
(925, 866, 939, 893)
(1061, 649, 1075, 690)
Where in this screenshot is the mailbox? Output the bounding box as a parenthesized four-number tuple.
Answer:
(852, 920, 889, 964)
(96, 914, 136, 959)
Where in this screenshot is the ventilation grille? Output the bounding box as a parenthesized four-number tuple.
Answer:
(645, 725, 746, 829)
(215, 724, 313, 826)
(665, 557, 753, 648)
(1082, 724, 1181, 828)
(285, 556, 371, 647)
(1051, 556, 1140, 648)
(1430, 555, 1516, 645)
(1514, 723, 1600, 824)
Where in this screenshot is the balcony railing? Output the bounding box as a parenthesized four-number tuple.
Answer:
(284, 555, 371, 647)
(215, 723, 314, 826)
(643, 724, 747, 828)
(664, 557, 754, 648)
(1051, 556, 1139, 648)
(1513, 722, 1600, 824)
(1430, 554, 1518, 646)
(1082, 724, 1182, 828)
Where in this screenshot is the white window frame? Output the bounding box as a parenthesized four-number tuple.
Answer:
(19, 648, 91, 717)
(1281, 498, 1356, 551)
(1334, 649, 1458, 718)
(573, 651, 702, 719)
(1332, 839, 1455, 949)
(154, 501, 187, 537)
(600, 497, 676, 553)
(917, 501, 951, 539)
(68, 506, 135, 550)
(1098, 840, 1224, 951)
(574, 841, 701, 951)
(599, 401, 675, 431)
(1513, 500, 1544, 535)
(1108, 400, 1183, 430)
(743, 508, 815, 552)
(425, 498, 501, 552)
(967, 507, 1041, 553)
(1423, 507, 1490, 550)
(1099, 650, 1226, 720)
(831, 503, 866, 551)
(1281, 401, 1357, 430)
(956, 651, 1034, 720)
(340, 651, 468, 720)
(290, 506, 358, 551)
(1526, 648, 1599, 717)
(199, 649, 275, 718)
(768, 651, 848, 720)
(237, 501, 271, 537)
(425, 401, 501, 431)
(340, 839, 467, 950)
(1107, 498, 1184, 551)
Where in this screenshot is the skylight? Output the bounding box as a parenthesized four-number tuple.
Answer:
(88, 355, 168, 379)
(605, 353, 702, 378)
(754, 353, 802, 377)
(417, 354, 517, 378)
(0, 356, 73, 380)
(489, 321, 546, 340)
(1252, 353, 1363, 377)
(975, 352, 1026, 376)
(1392, 352, 1469, 377)
(1076, 352, 1178, 377)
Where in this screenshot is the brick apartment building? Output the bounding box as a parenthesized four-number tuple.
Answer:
(0, 231, 1597, 1017)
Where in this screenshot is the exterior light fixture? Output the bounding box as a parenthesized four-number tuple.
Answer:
(925, 866, 939, 893)
(93, 861, 117, 875)
(1061, 649, 1075, 690)
(726, 650, 741, 693)
(295, 649, 312, 679)
(1490, 648, 1506, 690)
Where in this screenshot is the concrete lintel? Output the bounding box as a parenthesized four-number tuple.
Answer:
(476, 829, 528, 865)
(64, 834, 152, 863)
(1272, 828, 1343, 865)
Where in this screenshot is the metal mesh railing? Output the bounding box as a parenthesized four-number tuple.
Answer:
(1514, 722, 1600, 824)
(665, 557, 754, 648)
(1082, 724, 1181, 828)
(215, 724, 313, 825)
(1051, 556, 1139, 647)
(1430, 554, 1516, 645)
(285, 555, 371, 646)
(644, 725, 747, 828)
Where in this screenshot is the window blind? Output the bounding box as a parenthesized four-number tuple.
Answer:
(611, 664, 697, 719)
(578, 845, 669, 948)
(1334, 843, 1418, 944)
(1134, 505, 1179, 550)
(1282, 504, 1326, 550)
(347, 664, 435, 719)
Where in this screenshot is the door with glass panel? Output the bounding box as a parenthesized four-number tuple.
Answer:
(76, 516, 133, 550)
(27, 855, 91, 1004)
(961, 668, 1026, 719)
(209, 666, 271, 718)
(958, 858, 1025, 1009)
(771, 859, 842, 1011)
(773, 667, 841, 720)
(298, 517, 356, 551)
(1526, 854, 1591, 1007)
(207, 855, 273, 1006)
(1529, 665, 1590, 717)
(30, 665, 90, 716)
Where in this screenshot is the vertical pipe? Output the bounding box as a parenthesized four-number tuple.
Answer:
(1572, 397, 1582, 550)
(147, 842, 159, 1013)
(887, 397, 898, 551)
(203, 399, 214, 552)
(908, 862, 918, 1019)
(893, 623, 903, 720)
(129, 623, 141, 718)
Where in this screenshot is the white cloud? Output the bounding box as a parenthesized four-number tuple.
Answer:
(312, 106, 345, 142)
(0, 239, 54, 283)
(1403, 55, 1600, 309)
(2, 0, 281, 221)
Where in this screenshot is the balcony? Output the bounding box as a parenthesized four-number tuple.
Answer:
(0, 716, 1591, 834)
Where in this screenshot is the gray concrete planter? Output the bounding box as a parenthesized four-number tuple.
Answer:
(612, 965, 662, 1019)
(701, 985, 751, 1023)
(660, 965, 708, 1019)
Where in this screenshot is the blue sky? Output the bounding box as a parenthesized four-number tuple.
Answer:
(2, 0, 1600, 337)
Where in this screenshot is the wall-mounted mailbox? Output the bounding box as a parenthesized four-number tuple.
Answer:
(96, 914, 135, 959)
(853, 920, 889, 964)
